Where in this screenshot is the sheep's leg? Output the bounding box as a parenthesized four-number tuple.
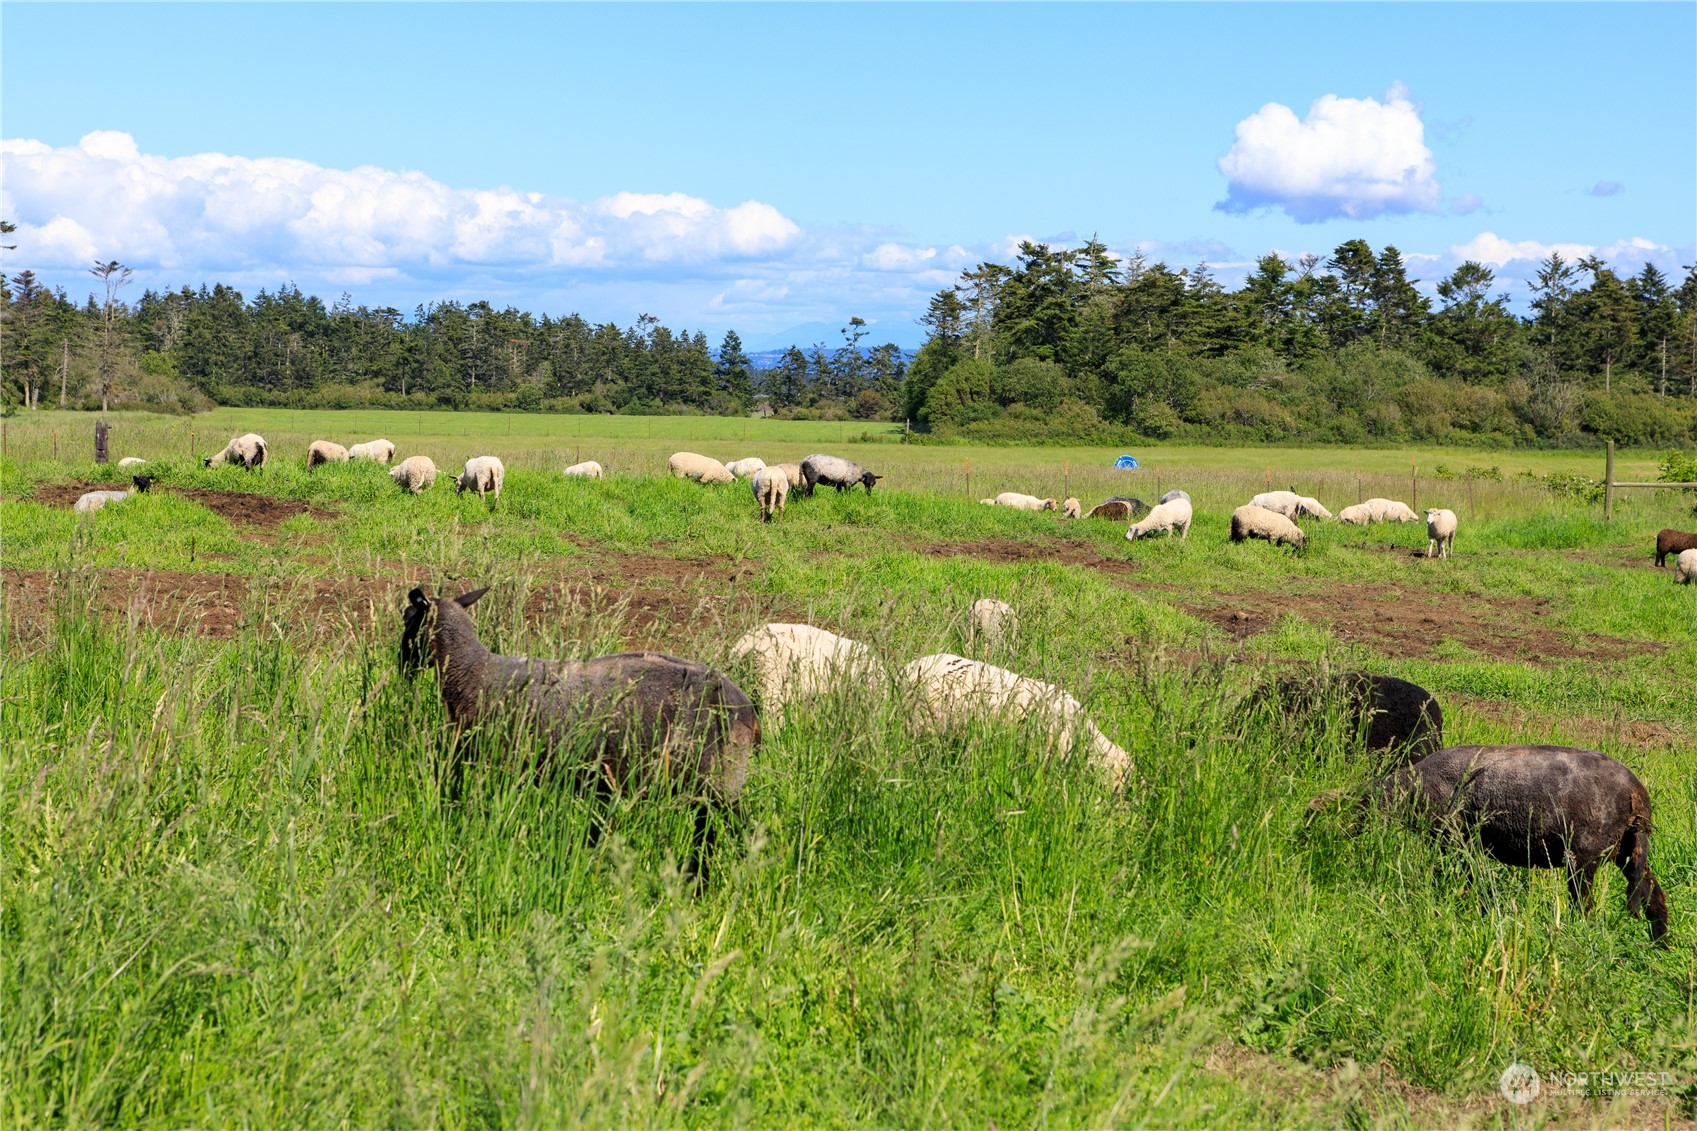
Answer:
(1566, 859, 1599, 913)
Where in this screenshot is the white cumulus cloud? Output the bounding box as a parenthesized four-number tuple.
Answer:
(1216, 85, 1442, 222)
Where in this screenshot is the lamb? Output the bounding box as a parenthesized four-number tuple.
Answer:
(1319, 745, 1668, 942)
(669, 452, 735, 485)
(968, 598, 1018, 652)
(989, 492, 1056, 512)
(1125, 496, 1192, 541)
(1086, 497, 1149, 522)
(349, 439, 396, 464)
(1675, 548, 1697, 584)
(455, 456, 505, 506)
(204, 432, 267, 471)
(1061, 497, 1082, 519)
(1654, 529, 1697, 567)
(308, 440, 350, 470)
(724, 457, 767, 479)
(751, 465, 789, 523)
(1229, 505, 1306, 550)
(1264, 671, 1443, 762)
(800, 454, 882, 496)
(729, 623, 879, 720)
(117, 457, 146, 470)
(390, 455, 438, 494)
(71, 474, 153, 515)
(402, 587, 759, 808)
(563, 460, 604, 479)
(1425, 508, 1458, 559)
(902, 654, 1132, 790)
(1337, 503, 1373, 526)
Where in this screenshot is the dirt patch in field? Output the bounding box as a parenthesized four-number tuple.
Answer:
(522, 550, 781, 649)
(30, 482, 336, 528)
(909, 537, 1148, 579)
(1181, 582, 1659, 664)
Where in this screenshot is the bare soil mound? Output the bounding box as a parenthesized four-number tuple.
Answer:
(31, 482, 335, 527)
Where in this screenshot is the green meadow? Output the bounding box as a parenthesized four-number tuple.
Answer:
(2, 409, 1695, 1128)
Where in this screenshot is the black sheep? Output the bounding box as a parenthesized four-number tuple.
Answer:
(1268, 671, 1443, 762)
(1655, 528, 1697, 567)
(1342, 745, 1669, 942)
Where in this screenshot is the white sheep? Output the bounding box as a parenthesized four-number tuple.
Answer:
(669, 451, 735, 485)
(725, 457, 767, 479)
(1126, 497, 1192, 541)
(1338, 503, 1374, 526)
(1676, 548, 1697, 585)
(456, 456, 505, 505)
(1371, 498, 1419, 522)
(308, 440, 349, 470)
(204, 433, 267, 470)
(1061, 497, 1082, 519)
(73, 489, 132, 515)
(902, 653, 1132, 790)
(968, 598, 1018, 651)
(1229, 504, 1306, 550)
(349, 439, 396, 464)
(1294, 496, 1333, 519)
(1425, 508, 1458, 559)
(390, 455, 438, 494)
(770, 462, 805, 489)
(1248, 490, 1301, 517)
(751, 465, 789, 523)
(990, 492, 1057, 512)
(117, 457, 146, 470)
(730, 623, 881, 721)
(563, 460, 603, 479)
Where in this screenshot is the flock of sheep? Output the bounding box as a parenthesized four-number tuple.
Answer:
(665, 452, 883, 524)
(401, 582, 1670, 943)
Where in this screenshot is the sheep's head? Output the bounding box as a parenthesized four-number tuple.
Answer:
(860, 471, 883, 493)
(132, 474, 154, 493)
(453, 473, 468, 494)
(400, 586, 489, 674)
(201, 456, 214, 468)
(1042, 499, 1057, 511)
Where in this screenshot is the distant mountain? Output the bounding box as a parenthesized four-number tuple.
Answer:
(738, 318, 925, 353)
(742, 346, 916, 371)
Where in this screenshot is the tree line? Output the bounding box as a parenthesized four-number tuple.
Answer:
(904, 238, 1697, 447)
(4, 220, 1696, 447)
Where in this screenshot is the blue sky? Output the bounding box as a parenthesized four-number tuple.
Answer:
(3, 2, 1692, 348)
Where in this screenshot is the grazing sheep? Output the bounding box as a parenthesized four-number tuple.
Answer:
(968, 598, 1018, 651)
(1374, 499, 1420, 522)
(390, 455, 438, 494)
(1338, 503, 1374, 526)
(1087, 497, 1149, 522)
(1229, 505, 1306, 550)
(117, 457, 146, 470)
(455, 456, 505, 506)
(204, 432, 267, 471)
(1425, 508, 1458, 559)
(1675, 548, 1697, 584)
(1248, 490, 1302, 518)
(308, 440, 350, 470)
(751, 465, 789, 523)
(1160, 489, 1191, 504)
(730, 623, 879, 720)
(770, 462, 805, 489)
(800, 454, 882, 496)
(402, 587, 759, 807)
(1061, 497, 1082, 519)
(563, 460, 603, 479)
(1654, 529, 1697, 567)
(1293, 496, 1333, 519)
(348, 439, 396, 464)
(990, 492, 1057, 512)
(1126, 496, 1192, 541)
(903, 654, 1132, 790)
(669, 452, 735, 485)
(725, 457, 767, 479)
(1266, 671, 1443, 762)
(1325, 745, 1668, 942)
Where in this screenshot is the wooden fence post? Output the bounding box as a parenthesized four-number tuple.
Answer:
(1604, 439, 1615, 521)
(1356, 469, 1361, 503)
(94, 420, 110, 465)
(1063, 461, 1069, 502)
(965, 457, 971, 499)
(1411, 455, 1417, 513)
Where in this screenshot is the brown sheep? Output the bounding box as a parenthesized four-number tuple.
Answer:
(1654, 528, 1697, 567)
(1322, 745, 1668, 942)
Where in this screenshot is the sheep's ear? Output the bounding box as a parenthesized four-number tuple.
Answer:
(455, 586, 490, 609)
(408, 588, 430, 609)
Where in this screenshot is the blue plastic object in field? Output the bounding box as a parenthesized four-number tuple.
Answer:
(1114, 455, 1140, 470)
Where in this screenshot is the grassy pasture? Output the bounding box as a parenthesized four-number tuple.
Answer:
(3, 409, 1696, 1128)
